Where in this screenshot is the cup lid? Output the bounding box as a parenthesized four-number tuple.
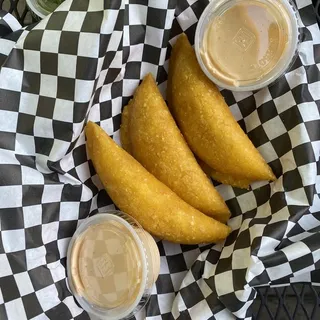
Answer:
(26, 0, 50, 19)
(67, 212, 153, 320)
(195, 0, 299, 91)
(72, 221, 144, 309)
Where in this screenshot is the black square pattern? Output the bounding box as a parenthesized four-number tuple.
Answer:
(238, 95, 256, 118)
(76, 57, 98, 80)
(81, 12, 104, 33)
(42, 202, 61, 224)
(23, 30, 44, 51)
(7, 251, 27, 274)
(59, 31, 80, 55)
(0, 89, 20, 112)
(34, 137, 54, 156)
(28, 266, 54, 291)
(22, 72, 41, 94)
(25, 226, 43, 249)
(167, 254, 188, 274)
(40, 52, 58, 75)
(0, 165, 22, 186)
(155, 274, 175, 294)
(0, 276, 20, 302)
(147, 7, 167, 29)
(37, 96, 55, 119)
(57, 77, 75, 101)
(142, 44, 161, 65)
(0, 208, 23, 229)
(22, 185, 44, 206)
(22, 293, 43, 319)
(46, 12, 68, 30)
(17, 113, 35, 135)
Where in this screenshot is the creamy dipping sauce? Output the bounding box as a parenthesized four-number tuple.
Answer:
(196, 0, 298, 90)
(68, 213, 160, 319)
(71, 221, 143, 309)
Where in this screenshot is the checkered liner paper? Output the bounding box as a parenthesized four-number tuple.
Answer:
(0, 0, 319, 319)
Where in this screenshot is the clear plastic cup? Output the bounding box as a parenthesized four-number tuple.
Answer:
(26, 0, 63, 19)
(195, 0, 299, 91)
(67, 211, 160, 320)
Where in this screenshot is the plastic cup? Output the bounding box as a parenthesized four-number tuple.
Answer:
(67, 211, 160, 320)
(195, 0, 299, 91)
(26, 0, 63, 19)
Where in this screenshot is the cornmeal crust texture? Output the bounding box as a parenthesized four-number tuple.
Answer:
(120, 74, 230, 222)
(86, 121, 231, 244)
(198, 159, 251, 190)
(167, 34, 276, 187)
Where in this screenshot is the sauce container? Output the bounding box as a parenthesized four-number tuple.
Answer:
(26, 0, 63, 19)
(195, 0, 299, 91)
(67, 211, 160, 320)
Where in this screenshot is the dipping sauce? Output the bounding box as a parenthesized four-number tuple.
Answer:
(195, 0, 299, 91)
(67, 212, 160, 320)
(71, 221, 143, 309)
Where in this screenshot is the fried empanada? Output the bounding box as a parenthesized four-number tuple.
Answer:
(167, 34, 276, 185)
(120, 103, 132, 154)
(86, 122, 230, 244)
(198, 159, 251, 190)
(121, 74, 230, 222)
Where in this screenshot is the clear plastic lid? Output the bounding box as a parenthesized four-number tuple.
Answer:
(26, 0, 62, 19)
(67, 211, 160, 320)
(26, 0, 50, 19)
(195, 0, 299, 91)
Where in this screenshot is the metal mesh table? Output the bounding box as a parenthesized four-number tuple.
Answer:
(1, 1, 320, 320)
(0, 0, 35, 25)
(253, 284, 320, 320)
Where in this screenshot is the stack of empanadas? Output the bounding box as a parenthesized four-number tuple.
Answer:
(86, 122, 230, 244)
(120, 74, 230, 223)
(85, 34, 276, 245)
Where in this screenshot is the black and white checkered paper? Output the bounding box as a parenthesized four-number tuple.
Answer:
(0, 0, 319, 319)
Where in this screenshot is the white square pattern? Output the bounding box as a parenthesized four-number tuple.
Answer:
(26, 246, 46, 270)
(263, 116, 287, 140)
(42, 185, 63, 203)
(23, 205, 42, 228)
(267, 262, 292, 281)
(0, 67, 23, 91)
(19, 92, 39, 115)
(41, 30, 61, 53)
(40, 74, 58, 98)
(145, 26, 165, 48)
(0, 186, 22, 209)
(34, 117, 54, 138)
(15, 134, 36, 156)
(74, 79, 95, 103)
(59, 202, 80, 221)
(58, 54, 77, 78)
(23, 50, 41, 73)
(42, 222, 59, 244)
(78, 33, 100, 58)
(22, 166, 45, 185)
(63, 12, 87, 32)
(215, 270, 234, 296)
(0, 254, 12, 277)
(298, 102, 320, 122)
(2, 229, 25, 253)
(4, 298, 27, 319)
(14, 272, 34, 296)
(128, 4, 147, 25)
(36, 285, 60, 312)
(0, 110, 18, 133)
